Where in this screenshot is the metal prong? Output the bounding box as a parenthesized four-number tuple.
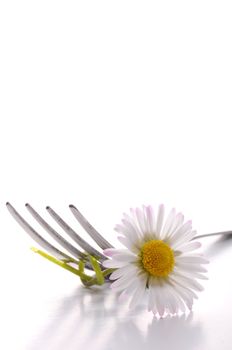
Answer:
(46, 206, 106, 261)
(193, 231, 232, 240)
(69, 204, 113, 250)
(6, 202, 74, 262)
(25, 203, 86, 261)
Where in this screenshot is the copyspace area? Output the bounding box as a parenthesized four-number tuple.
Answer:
(0, 1, 232, 349)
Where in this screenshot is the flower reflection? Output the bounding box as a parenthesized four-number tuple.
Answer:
(28, 286, 203, 350)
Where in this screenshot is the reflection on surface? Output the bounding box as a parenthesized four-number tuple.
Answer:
(28, 285, 204, 350)
(204, 234, 232, 259)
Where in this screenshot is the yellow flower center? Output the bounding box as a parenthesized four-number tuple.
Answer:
(141, 240, 175, 277)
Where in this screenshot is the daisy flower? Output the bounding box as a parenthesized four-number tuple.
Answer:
(103, 205, 208, 317)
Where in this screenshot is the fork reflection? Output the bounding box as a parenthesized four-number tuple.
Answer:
(26, 286, 203, 350)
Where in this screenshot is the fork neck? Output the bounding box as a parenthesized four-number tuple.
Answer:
(193, 230, 232, 240)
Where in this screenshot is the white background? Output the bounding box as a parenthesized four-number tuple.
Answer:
(0, 1, 232, 349)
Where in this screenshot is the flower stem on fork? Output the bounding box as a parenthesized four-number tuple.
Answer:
(31, 247, 114, 286)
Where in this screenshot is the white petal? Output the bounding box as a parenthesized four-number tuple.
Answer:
(174, 220, 192, 236)
(164, 285, 179, 314)
(172, 273, 204, 292)
(149, 279, 166, 316)
(167, 284, 186, 313)
(129, 209, 144, 237)
(158, 281, 180, 315)
(175, 262, 208, 273)
(121, 218, 140, 241)
(104, 256, 136, 268)
(111, 268, 138, 287)
(175, 255, 209, 264)
(151, 288, 158, 315)
(114, 223, 127, 235)
(158, 284, 172, 314)
(143, 205, 151, 234)
(103, 259, 129, 268)
(183, 271, 208, 280)
(156, 204, 165, 237)
(175, 241, 201, 253)
(118, 222, 141, 248)
(118, 290, 128, 302)
(117, 235, 138, 252)
(118, 278, 141, 301)
(154, 284, 165, 317)
(111, 274, 138, 291)
(173, 266, 208, 280)
(114, 224, 136, 241)
(161, 208, 176, 238)
(129, 276, 147, 309)
(170, 212, 184, 233)
(148, 285, 156, 312)
(104, 248, 128, 257)
(169, 220, 192, 244)
(171, 229, 197, 249)
(146, 205, 156, 234)
(113, 251, 137, 263)
(168, 279, 194, 310)
(135, 207, 147, 234)
(181, 229, 198, 243)
(109, 264, 138, 280)
(123, 275, 145, 297)
(103, 248, 116, 257)
(169, 274, 198, 299)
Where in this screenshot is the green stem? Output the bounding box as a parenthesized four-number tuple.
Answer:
(89, 255, 104, 285)
(83, 268, 114, 287)
(31, 247, 92, 282)
(31, 247, 115, 287)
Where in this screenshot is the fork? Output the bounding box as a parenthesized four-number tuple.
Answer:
(6, 202, 114, 286)
(6, 202, 232, 286)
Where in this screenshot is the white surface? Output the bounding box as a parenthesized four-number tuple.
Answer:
(1, 227, 232, 350)
(1, 1, 232, 349)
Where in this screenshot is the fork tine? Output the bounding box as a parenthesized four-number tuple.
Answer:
(46, 206, 106, 261)
(69, 204, 114, 249)
(6, 202, 74, 262)
(25, 203, 86, 261)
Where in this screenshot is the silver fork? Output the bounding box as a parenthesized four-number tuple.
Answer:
(6, 202, 232, 280)
(6, 202, 114, 273)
